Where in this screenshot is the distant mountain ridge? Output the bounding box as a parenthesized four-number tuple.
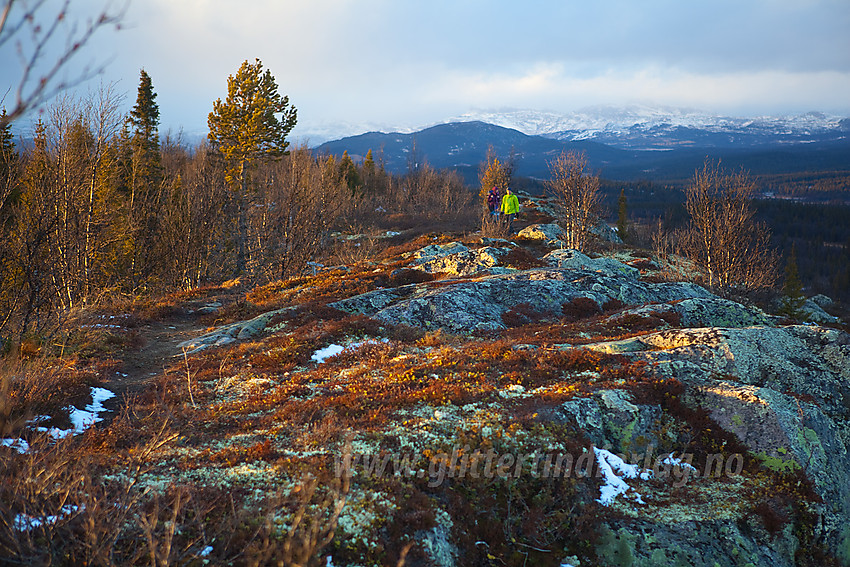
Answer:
(305, 105, 849, 150)
(449, 105, 849, 148)
(315, 112, 850, 184)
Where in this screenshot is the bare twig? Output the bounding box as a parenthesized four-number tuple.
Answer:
(181, 346, 197, 409)
(0, 0, 128, 126)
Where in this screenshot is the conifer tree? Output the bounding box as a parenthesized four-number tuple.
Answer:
(207, 59, 297, 274)
(363, 149, 376, 177)
(127, 69, 164, 287)
(617, 188, 629, 243)
(780, 244, 806, 319)
(338, 150, 362, 195)
(129, 69, 162, 202)
(0, 109, 19, 216)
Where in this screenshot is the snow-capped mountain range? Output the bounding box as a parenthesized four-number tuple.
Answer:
(451, 105, 849, 148)
(299, 105, 849, 149)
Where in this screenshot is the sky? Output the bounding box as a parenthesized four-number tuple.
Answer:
(2, 0, 850, 143)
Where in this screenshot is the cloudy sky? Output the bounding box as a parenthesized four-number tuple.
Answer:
(3, 0, 850, 141)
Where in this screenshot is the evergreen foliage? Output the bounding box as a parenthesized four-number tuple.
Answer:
(207, 58, 297, 188)
(128, 69, 162, 192)
(0, 109, 19, 216)
(617, 188, 628, 242)
(338, 150, 362, 195)
(779, 244, 806, 319)
(207, 59, 297, 274)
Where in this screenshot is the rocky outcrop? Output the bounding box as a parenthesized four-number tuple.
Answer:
(411, 242, 514, 277)
(563, 323, 850, 564)
(517, 223, 566, 245)
(175, 238, 850, 566)
(544, 249, 639, 278)
(332, 266, 715, 332)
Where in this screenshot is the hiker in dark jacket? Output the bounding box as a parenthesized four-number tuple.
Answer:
(487, 186, 501, 216)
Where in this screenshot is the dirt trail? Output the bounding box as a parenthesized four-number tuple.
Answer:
(100, 289, 245, 417)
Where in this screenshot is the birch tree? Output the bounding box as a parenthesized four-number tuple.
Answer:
(545, 151, 601, 252)
(683, 160, 777, 290)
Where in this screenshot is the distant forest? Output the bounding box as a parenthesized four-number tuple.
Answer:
(589, 173, 850, 303)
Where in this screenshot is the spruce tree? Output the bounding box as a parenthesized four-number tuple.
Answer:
(779, 244, 806, 319)
(208, 58, 297, 274)
(338, 150, 362, 195)
(363, 149, 376, 176)
(127, 69, 164, 288)
(616, 188, 628, 243)
(129, 69, 162, 198)
(0, 108, 19, 215)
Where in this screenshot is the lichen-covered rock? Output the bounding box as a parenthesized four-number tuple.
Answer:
(589, 220, 623, 244)
(557, 389, 665, 454)
(544, 249, 639, 278)
(177, 309, 287, 354)
(608, 324, 850, 559)
(595, 521, 798, 567)
(335, 268, 715, 332)
(412, 243, 512, 277)
(801, 297, 839, 323)
(609, 297, 773, 328)
(517, 223, 566, 244)
(412, 242, 470, 263)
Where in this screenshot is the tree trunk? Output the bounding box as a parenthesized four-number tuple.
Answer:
(236, 160, 247, 275)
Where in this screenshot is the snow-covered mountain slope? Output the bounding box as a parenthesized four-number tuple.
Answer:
(302, 105, 848, 149)
(446, 105, 849, 148)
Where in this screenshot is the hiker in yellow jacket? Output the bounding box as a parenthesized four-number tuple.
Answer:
(501, 188, 520, 232)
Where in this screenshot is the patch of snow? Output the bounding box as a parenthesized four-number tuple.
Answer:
(663, 452, 698, 472)
(311, 338, 390, 364)
(1, 438, 29, 453)
(33, 387, 116, 440)
(68, 387, 115, 431)
(311, 344, 346, 363)
(15, 504, 79, 531)
(594, 447, 651, 506)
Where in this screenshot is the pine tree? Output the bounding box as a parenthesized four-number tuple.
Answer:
(779, 244, 806, 319)
(616, 188, 628, 243)
(207, 59, 297, 274)
(363, 149, 376, 176)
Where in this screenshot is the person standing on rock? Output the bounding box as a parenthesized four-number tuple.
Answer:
(487, 186, 501, 217)
(501, 187, 520, 232)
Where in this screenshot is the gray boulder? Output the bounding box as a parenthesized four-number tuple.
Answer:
(517, 223, 566, 244)
(544, 249, 639, 278)
(332, 267, 714, 333)
(412, 242, 513, 277)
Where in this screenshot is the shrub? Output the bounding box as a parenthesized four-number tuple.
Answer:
(561, 297, 601, 321)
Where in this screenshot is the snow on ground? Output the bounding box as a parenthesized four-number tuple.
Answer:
(311, 338, 390, 364)
(1, 386, 116, 450)
(312, 344, 346, 363)
(14, 505, 79, 531)
(0, 438, 29, 453)
(594, 447, 652, 506)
